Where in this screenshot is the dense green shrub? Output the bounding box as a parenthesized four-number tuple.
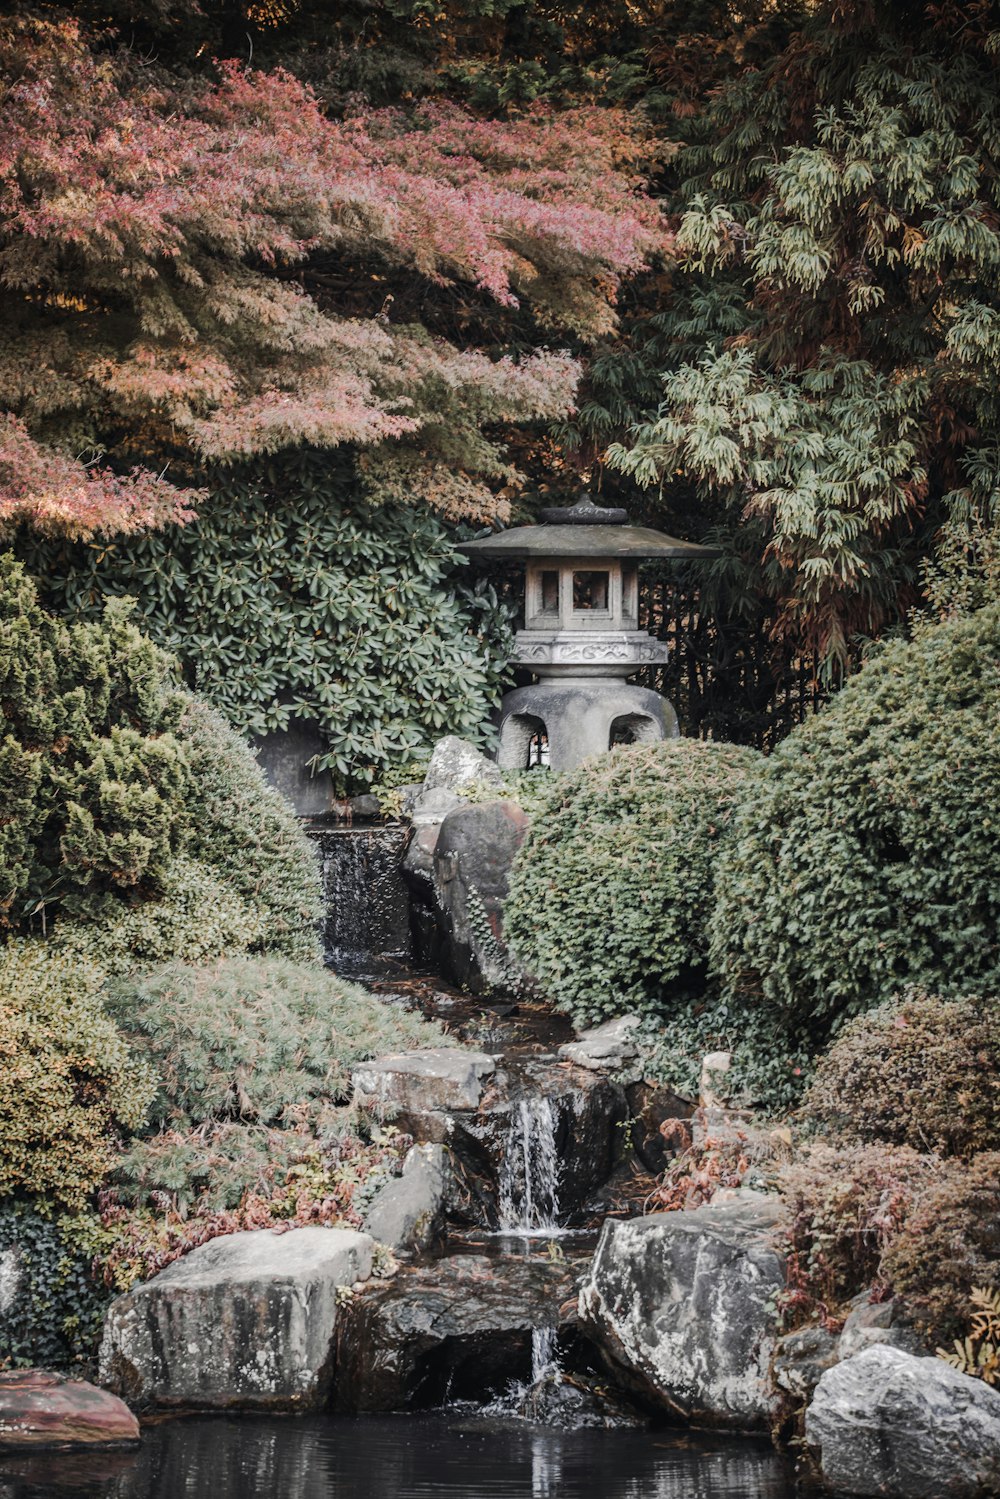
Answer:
(0, 943, 153, 1209)
(781, 1143, 1000, 1344)
(504, 739, 761, 1026)
(108, 955, 447, 1130)
(0, 1204, 113, 1370)
(176, 697, 322, 962)
(0, 553, 189, 929)
(637, 1001, 815, 1116)
(712, 605, 1000, 1030)
(49, 856, 266, 978)
(802, 990, 1000, 1158)
(22, 449, 511, 789)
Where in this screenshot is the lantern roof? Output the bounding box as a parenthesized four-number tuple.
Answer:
(457, 494, 721, 562)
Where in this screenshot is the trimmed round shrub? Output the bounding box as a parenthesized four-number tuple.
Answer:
(176, 696, 323, 963)
(503, 738, 761, 1026)
(0, 943, 153, 1209)
(802, 990, 1000, 1157)
(712, 604, 1000, 1030)
(881, 1152, 1000, 1340)
(0, 552, 189, 930)
(107, 955, 448, 1130)
(781, 1143, 1000, 1344)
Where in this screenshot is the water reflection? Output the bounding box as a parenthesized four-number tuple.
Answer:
(0, 1414, 801, 1499)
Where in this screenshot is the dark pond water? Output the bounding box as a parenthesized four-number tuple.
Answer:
(0, 1412, 810, 1499)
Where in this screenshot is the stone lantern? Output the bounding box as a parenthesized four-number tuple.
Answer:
(458, 493, 719, 771)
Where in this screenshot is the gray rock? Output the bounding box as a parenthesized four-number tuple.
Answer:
(99, 1226, 372, 1413)
(838, 1295, 922, 1361)
(558, 1015, 641, 1072)
(772, 1325, 840, 1401)
(352, 1048, 495, 1114)
(423, 736, 502, 796)
(699, 1051, 732, 1107)
(432, 799, 530, 989)
(335, 1251, 582, 1411)
(805, 1344, 1000, 1498)
(579, 1198, 786, 1429)
(0, 1246, 20, 1318)
(363, 1144, 450, 1254)
(349, 793, 381, 820)
(410, 786, 469, 828)
(251, 719, 334, 817)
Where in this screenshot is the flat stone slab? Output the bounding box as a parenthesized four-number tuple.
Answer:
(806, 1345, 1000, 1498)
(0, 1371, 139, 1450)
(99, 1226, 372, 1413)
(558, 1015, 641, 1071)
(579, 1197, 786, 1430)
(353, 1048, 494, 1113)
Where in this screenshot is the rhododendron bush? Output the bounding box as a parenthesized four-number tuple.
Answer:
(0, 17, 667, 536)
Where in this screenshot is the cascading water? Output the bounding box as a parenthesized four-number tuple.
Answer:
(496, 1094, 563, 1386)
(498, 1095, 561, 1235)
(309, 823, 412, 975)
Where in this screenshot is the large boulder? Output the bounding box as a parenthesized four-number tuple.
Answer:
(578, 1196, 785, 1429)
(0, 1372, 139, 1451)
(335, 1250, 582, 1410)
(422, 736, 502, 797)
(363, 1144, 450, 1255)
(99, 1226, 372, 1413)
(431, 799, 530, 989)
(805, 1345, 1000, 1498)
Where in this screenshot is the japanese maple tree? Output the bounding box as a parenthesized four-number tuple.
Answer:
(0, 17, 667, 535)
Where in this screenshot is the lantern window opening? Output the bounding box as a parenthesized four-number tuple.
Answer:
(572, 570, 610, 613)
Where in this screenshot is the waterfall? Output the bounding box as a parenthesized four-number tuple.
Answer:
(498, 1095, 561, 1235)
(309, 824, 412, 975)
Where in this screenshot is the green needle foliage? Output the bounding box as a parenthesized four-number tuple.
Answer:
(109, 955, 448, 1131)
(712, 604, 1000, 1031)
(23, 449, 511, 791)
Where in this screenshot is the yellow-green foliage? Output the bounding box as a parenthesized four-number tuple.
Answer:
(0, 553, 190, 930)
(0, 943, 153, 1209)
(504, 739, 761, 1025)
(49, 856, 265, 979)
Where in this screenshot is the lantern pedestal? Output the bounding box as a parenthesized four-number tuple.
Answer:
(497, 678, 678, 772)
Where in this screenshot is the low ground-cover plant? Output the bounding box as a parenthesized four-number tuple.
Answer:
(801, 990, 1000, 1157)
(0, 943, 153, 1210)
(99, 1123, 406, 1291)
(108, 955, 447, 1131)
(711, 604, 1000, 1032)
(0, 1203, 115, 1370)
(504, 739, 761, 1026)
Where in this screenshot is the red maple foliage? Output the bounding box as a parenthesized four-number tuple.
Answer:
(0, 18, 669, 535)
